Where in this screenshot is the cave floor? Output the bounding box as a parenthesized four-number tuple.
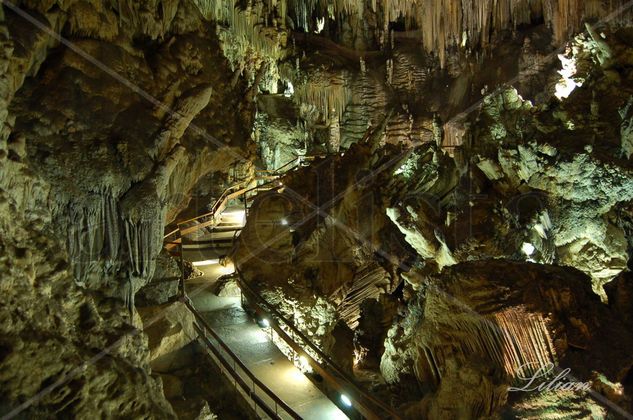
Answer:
(183, 228, 348, 420)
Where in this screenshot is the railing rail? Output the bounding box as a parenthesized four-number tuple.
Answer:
(164, 154, 323, 243)
(164, 178, 282, 248)
(162, 151, 402, 420)
(184, 297, 302, 420)
(236, 274, 401, 420)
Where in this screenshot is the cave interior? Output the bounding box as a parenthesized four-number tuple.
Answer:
(1, 0, 633, 419)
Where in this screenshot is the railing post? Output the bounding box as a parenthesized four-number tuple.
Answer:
(233, 358, 237, 389)
(178, 233, 185, 298)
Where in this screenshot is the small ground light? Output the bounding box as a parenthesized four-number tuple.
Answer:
(340, 394, 352, 407)
(280, 218, 288, 225)
(260, 318, 270, 328)
(521, 242, 535, 256)
(298, 355, 312, 373)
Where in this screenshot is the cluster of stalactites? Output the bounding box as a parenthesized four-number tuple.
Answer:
(294, 71, 352, 123)
(421, 306, 557, 385)
(54, 190, 163, 302)
(286, 0, 624, 66)
(192, 0, 287, 70)
(334, 265, 391, 329)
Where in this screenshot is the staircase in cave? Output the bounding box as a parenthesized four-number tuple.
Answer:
(176, 200, 350, 420)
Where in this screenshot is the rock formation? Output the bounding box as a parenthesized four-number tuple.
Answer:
(1, 0, 632, 418)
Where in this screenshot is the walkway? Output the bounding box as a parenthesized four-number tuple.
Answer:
(182, 206, 348, 420)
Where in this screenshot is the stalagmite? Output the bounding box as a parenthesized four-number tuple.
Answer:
(3, 1, 633, 419)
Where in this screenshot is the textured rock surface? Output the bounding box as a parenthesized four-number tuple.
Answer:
(381, 260, 633, 418)
(0, 226, 176, 418)
(139, 301, 196, 372)
(234, 138, 413, 355)
(2, 0, 633, 418)
(137, 251, 182, 306)
(0, 0, 252, 416)
(236, 12, 633, 419)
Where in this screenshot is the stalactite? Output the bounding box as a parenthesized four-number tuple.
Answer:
(284, 0, 630, 66)
(493, 308, 558, 377)
(192, 0, 287, 72)
(123, 217, 161, 282)
(50, 149, 192, 295)
(443, 118, 467, 150)
(114, 0, 181, 39)
(191, 0, 236, 22)
(390, 51, 429, 93)
(55, 190, 121, 287)
(340, 72, 388, 147)
(421, 305, 557, 386)
(334, 265, 391, 329)
(385, 112, 414, 145)
(294, 71, 352, 123)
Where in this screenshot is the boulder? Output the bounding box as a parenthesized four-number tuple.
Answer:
(213, 275, 241, 298)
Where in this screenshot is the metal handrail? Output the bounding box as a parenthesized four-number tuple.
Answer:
(185, 297, 302, 420)
(177, 180, 251, 227)
(164, 154, 326, 243)
(255, 157, 299, 175)
(161, 151, 403, 419)
(236, 273, 401, 420)
(194, 324, 281, 419)
(255, 154, 323, 176)
(178, 155, 301, 229)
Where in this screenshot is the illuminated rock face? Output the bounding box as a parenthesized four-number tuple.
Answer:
(1, 0, 633, 418)
(237, 15, 633, 419)
(234, 141, 411, 361)
(381, 261, 633, 418)
(0, 1, 250, 417)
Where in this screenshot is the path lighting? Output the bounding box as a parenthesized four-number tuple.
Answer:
(191, 259, 219, 266)
(340, 394, 353, 407)
(521, 242, 535, 256)
(280, 218, 288, 226)
(259, 318, 270, 328)
(298, 355, 313, 373)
